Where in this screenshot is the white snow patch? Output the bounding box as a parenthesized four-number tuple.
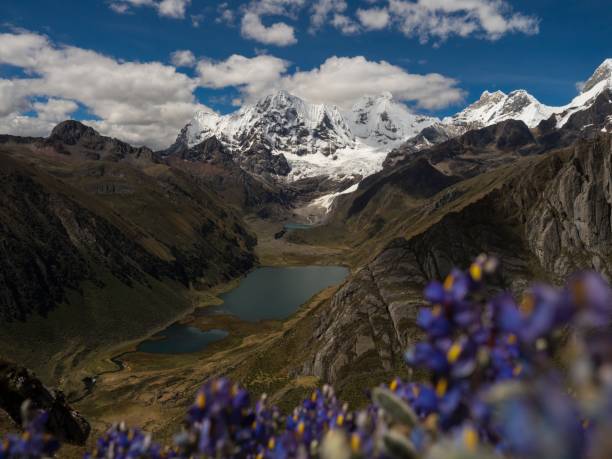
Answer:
(312, 183, 360, 213)
(283, 141, 389, 181)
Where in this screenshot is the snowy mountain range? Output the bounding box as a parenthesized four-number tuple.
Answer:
(170, 59, 612, 183)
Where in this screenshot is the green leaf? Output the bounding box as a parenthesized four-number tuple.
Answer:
(372, 387, 419, 427)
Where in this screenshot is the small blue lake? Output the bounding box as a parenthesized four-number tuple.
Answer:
(137, 325, 228, 354)
(137, 266, 349, 354)
(283, 223, 313, 231)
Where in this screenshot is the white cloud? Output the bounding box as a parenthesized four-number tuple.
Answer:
(0, 79, 30, 117)
(575, 81, 586, 93)
(241, 11, 297, 46)
(109, 0, 191, 19)
(387, 0, 539, 43)
(357, 7, 390, 30)
(196, 53, 464, 110)
(109, 3, 131, 14)
(310, 0, 348, 31)
(279, 55, 464, 109)
(0, 30, 469, 148)
(197, 54, 290, 99)
(238, 0, 306, 46)
(33, 98, 79, 122)
(0, 31, 208, 148)
(0, 97, 79, 137)
(170, 49, 196, 67)
(158, 0, 191, 18)
(330, 14, 360, 35)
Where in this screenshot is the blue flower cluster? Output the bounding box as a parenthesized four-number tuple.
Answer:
(2, 255, 612, 459)
(85, 423, 170, 459)
(0, 412, 59, 459)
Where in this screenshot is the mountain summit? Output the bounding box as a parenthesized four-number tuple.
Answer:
(170, 90, 433, 181)
(447, 89, 554, 128)
(582, 58, 612, 93)
(170, 59, 612, 184)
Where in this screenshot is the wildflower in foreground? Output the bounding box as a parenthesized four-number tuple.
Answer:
(0, 411, 60, 459)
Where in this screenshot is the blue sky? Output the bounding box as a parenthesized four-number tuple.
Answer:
(0, 0, 610, 148)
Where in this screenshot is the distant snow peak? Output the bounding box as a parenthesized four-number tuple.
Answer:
(177, 90, 441, 181)
(582, 58, 612, 94)
(173, 59, 612, 183)
(554, 59, 612, 128)
(346, 92, 439, 148)
(447, 88, 553, 129)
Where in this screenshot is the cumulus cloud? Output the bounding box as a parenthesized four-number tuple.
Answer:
(196, 53, 464, 110)
(387, 0, 539, 43)
(33, 98, 79, 122)
(109, 0, 191, 19)
(197, 54, 290, 100)
(279, 56, 464, 109)
(239, 0, 306, 46)
(330, 14, 360, 35)
(0, 31, 208, 148)
(110, 0, 538, 45)
(170, 49, 196, 67)
(0, 79, 30, 117)
(241, 12, 297, 46)
(158, 0, 191, 18)
(310, 0, 347, 31)
(0, 97, 79, 138)
(357, 7, 390, 30)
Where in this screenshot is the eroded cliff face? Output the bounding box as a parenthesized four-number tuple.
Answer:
(305, 134, 612, 386)
(524, 137, 612, 278)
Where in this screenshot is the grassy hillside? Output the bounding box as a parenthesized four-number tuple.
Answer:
(0, 125, 258, 389)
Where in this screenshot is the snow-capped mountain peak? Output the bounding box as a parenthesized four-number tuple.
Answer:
(173, 90, 440, 181)
(171, 60, 612, 186)
(582, 58, 612, 94)
(345, 92, 438, 148)
(447, 88, 553, 128)
(184, 90, 355, 154)
(554, 58, 612, 127)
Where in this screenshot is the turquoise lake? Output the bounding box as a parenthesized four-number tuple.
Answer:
(137, 266, 349, 354)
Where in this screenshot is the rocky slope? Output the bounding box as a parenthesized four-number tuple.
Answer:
(298, 131, 612, 389)
(163, 136, 292, 214)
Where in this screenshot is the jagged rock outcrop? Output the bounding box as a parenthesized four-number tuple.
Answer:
(383, 123, 465, 169)
(47, 120, 157, 163)
(162, 137, 292, 213)
(0, 360, 90, 444)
